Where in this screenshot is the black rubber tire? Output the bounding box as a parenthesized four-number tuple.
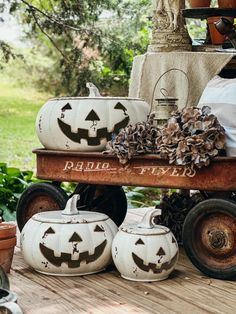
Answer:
(183, 198, 236, 280)
(16, 182, 68, 231)
(74, 184, 127, 227)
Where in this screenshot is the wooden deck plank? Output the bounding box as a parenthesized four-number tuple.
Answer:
(178, 252, 236, 293)
(8, 208, 236, 314)
(9, 270, 60, 312)
(92, 271, 233, 314)
(13, 267, 155, 314)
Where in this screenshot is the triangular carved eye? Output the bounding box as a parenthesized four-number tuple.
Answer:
(114, 102, 126, 111)
(172, 236, 176, 243)
(94, 225, 104, 232)
(157, 247, 166, 256)
(85, 110, 100, 121)
(61, 103, 72, 112)
(45, 227, 55, 234)
(69, 232, 82, 242)
(135, 238, 145, 245)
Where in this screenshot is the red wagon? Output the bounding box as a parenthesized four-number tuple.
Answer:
(16, 149, 236, 280)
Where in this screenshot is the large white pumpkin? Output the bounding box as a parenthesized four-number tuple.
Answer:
(21, 195, 118, 276)
(36, 83, 150, 151)
(112, 209, 179, 281)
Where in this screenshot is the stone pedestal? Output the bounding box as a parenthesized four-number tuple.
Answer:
(148, 0, 192, 52)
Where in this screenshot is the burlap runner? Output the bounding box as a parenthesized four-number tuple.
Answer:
(129, 52, 235, 110)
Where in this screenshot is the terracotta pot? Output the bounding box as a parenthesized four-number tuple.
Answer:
(188, 0, 211, 7)
(208, 16, 234, 45)
(0, 224, 16, 273)
(208, 16, 226, 44)
(0, 224, 16, 240)
(218, 0, 236, 8)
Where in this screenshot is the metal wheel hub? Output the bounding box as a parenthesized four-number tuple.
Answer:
(194, 212, 236, 269)
(200, 214, 235, 257)
(208, 230, 227, 249)
(25, 195, 59, 221)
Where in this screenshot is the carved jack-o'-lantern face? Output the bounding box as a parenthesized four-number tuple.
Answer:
(36, 97, 150, 151)
(131, 236, 178, 274)
(57, 101, 130, 146)
(112, 225, 179, 281)
(21, 212, 118, 276)
(39, 225, 107, 268)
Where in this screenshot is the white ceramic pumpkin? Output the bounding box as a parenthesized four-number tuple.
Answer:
(36, 83, 150, 151)
(21, 195, 118, 276)
(112, 209, 179, 281)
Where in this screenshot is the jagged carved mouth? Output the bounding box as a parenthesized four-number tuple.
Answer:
(57, 116, 130, 146)
(132, 252, 178, 274)
(40, 240, 107, 268)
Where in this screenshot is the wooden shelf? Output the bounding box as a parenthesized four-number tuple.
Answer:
(182, 8, 236, 19)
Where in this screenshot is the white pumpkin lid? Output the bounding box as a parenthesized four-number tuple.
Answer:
(32, 195, 109, 224)
(49, 82, 145, 102)
(120, 209, 170, 235)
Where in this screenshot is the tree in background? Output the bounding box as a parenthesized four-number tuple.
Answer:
(0, 0, 151, 96)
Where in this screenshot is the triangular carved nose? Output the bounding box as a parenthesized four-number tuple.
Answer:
(69, 232, 83, 242)
(85, 110, 100, 121)
(157, 247, 166, 256)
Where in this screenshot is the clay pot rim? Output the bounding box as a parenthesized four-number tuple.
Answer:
(0, 237, 16, 250)
(188, 0, 211, 8)
(218, 0, 236, 9)
(0, 224, 16, 240)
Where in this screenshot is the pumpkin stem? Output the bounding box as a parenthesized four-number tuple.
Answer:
(62, 194, 80, 215)
(137, 208, 162, 229)
(86, 82, 101, 97)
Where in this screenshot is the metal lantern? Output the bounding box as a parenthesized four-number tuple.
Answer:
(153, 88, 178, 128)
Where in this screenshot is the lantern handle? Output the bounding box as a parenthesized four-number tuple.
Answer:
(150, 68, 190, 113)
(62, 194, 80, 216)
(137, 208, 162, 229)
(86, 82, 101, 97)
(160, 88, 169, 99)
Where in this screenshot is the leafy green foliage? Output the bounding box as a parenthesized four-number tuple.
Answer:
(124, 186, 162, 208)
(0, 163, 35, 221)
(1, 0, 151, 96)
(0, 41, 23, 68)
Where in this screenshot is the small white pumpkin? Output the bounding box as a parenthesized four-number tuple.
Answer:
(36, 83, 150, 151)
(21, 195, 118, 276)
(112, 209, 178, 281)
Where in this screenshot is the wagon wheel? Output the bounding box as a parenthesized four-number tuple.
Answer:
(74, 184, 127, 227)
(16, 182, 68, 231)
(183, 198, 236, 280)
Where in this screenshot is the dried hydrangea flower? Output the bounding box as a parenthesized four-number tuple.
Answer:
(105, 106, 226, 168)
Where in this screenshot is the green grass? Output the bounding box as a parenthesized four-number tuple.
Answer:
(0, 77, 48, 170)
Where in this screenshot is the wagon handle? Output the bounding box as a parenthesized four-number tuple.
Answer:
(62, 194, 80, 215)
(137, 208, 162, 229)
